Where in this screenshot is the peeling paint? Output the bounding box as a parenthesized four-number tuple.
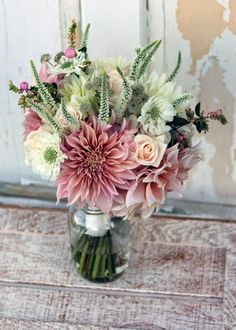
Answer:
(176, 0, 227, 74)
(149, 0, 236, 204)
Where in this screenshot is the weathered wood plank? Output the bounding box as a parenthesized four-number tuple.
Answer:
(3, 207, 236, 327)
(0, 230, 226, 298)
(0, 208, 67, 235)
(0, 286, 223, 329)
(222, 255, 236, 329)
(0, 318, 121, 330)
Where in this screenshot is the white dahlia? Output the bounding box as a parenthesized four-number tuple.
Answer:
(138, 96, 176, 136)
(94, 57, 129, 74)
(142, 72, 192, 118)
(60, 74, 89, 102)
(24, 126, 66, 181)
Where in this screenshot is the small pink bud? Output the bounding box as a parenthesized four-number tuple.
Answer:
(20, 81, 29, 90)
(64, 47, 76, 58)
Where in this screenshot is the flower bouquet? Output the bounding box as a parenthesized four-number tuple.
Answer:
(9, 22, 227, 282)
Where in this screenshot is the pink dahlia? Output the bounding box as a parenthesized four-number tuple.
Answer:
(126, 143, 201, 218)
(23, 109, 42, 141)
(56, 119, 138, 212)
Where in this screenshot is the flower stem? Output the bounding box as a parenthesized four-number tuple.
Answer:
(91, 236, 106, 280)
(79, 235, 90, 274)
(88, 237, 99, 278)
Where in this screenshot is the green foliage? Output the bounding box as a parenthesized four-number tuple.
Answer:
(9, 80, 22, 94)
(129, 40, 162, 81)
(61, 61, 73, 69)
(80, 23, 91, 49)
(195, 102, 201, 117)
(98, 73, 110, 124)
(30, 101, 62, 134)
(61, 99, 77, 125)
(30, 60, 56, 110)
(79, 60, 91, 68)
(194, 118, 209, 133)
(166, 51, 182, 82)
(40, 53, 52, 63)
(18, 95, 31, 109)
(218, 114, 228, 125)
(54, 52, 64, 63)
(172, 94, 192, 108)
(186, 102, 227, 134)
(129, 40, 157, 80)
(136, 40, 162, 80)
(68, 20, 77, 48)
(43, 111, 63, 134)
(171, 116, 190, 128)
(115, 67, 132, 119)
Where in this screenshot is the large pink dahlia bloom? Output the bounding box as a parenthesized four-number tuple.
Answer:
(57, 119, 138, 212)
(126, 143, 201, 218)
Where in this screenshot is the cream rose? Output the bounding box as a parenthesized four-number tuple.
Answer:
(134, 134, 168, 167)
(108, 70, 123, 95)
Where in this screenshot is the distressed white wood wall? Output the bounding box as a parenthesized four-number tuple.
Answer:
(80, 0, 147, 59)
(148, 0, 236, 205)
(0, 0, 80, 184)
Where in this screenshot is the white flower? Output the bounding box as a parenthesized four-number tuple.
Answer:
(24, 126, 66, 181)
(138, 96, 176, 136)
(94, 57, 129, 74)
(142, 72, 192, 118)
(60, 74, 88, 101)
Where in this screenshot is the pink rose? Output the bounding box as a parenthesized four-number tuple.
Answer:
(134, 134, 167, 167)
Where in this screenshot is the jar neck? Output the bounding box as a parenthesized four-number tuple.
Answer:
(87, 206, 104, 215)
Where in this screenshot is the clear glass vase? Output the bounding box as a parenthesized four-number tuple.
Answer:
(68, 205, 131, 282)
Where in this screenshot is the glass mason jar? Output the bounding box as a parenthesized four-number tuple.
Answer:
(68, 204, 131, 282)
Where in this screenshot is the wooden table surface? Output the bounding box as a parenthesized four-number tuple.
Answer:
(0, 206, 235, 329)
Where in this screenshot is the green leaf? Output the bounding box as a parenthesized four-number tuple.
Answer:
(195, 102, 201, 117)
(171, 116, 190, 127)
(173, 94, 192, 108)
(98, 73, 110, 124)
(194, 118, 209, 133)
(137, 40, 162, 79)
(81, 23, 91, 49)
(61, 99, 78, 125)
(115, 67, 132, 119)
(40, 53, 52, 63)
(219, 114, 228, 125)
(129, 40, 160, 81)
(30, 60, 56, 110)
(166, 51, 182, 82)
(54, 52, 64, 63)
(9, 80, 22, 94)
(61, 61, 73, 69)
